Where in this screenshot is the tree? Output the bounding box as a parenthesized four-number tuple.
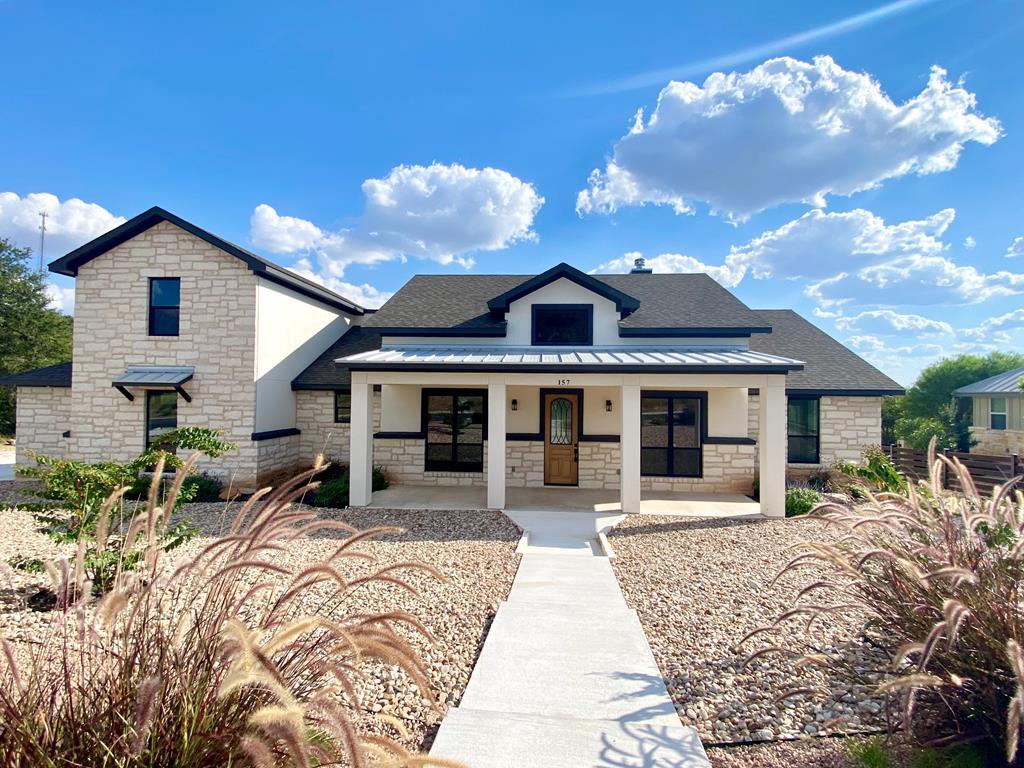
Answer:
(892, 351, 1024, 451)
(0, 238, 73, 435)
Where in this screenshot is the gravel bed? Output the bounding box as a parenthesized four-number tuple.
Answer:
(0, 496, 521, 752)
(609, 515, 886, 745)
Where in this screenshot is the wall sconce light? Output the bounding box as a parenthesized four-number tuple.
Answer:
(511, 398, 518, 411)
(605, 399, 613, 412)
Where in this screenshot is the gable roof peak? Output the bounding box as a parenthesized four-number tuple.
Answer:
(486, 262, 641, 315)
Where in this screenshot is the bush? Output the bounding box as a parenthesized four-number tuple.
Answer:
(846, 737, 893, 768)
(749, 439, 1024, 763)
(836, 446, 907, 495)
(311, 464, 389, 508)
(784, 486, 822, 517)
(180, 472, 222, 502)
(0, 459, 442, 766)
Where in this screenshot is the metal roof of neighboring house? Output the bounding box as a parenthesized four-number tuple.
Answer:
(291, 327, 385, 390)
(0, 361, 72, 387)
(112, 365, 195, 387)
(48, 207, 365, 316)
(749, 310, 904, 395)
(953, 367, 1024, 395)
(361, 271, 771, 336)
(337, 345, 804, 374)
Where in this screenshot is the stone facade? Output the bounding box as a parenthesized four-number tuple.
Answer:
(254, 434, 302, 485)
(13, 387, 72, 465)
(970, 427, 1024, 456)
(374, 438, 488, 487)
(749, 393, 882, 472)
(66, 221, 261, 483)
(294, 390, 382, 466)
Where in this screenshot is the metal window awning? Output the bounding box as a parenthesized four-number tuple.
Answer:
(112, 365, 195, 402)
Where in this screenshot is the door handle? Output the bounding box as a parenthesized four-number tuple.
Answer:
(573, 444, 579, 463)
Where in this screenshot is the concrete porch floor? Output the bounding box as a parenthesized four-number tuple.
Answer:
(367, 484, 760, 517)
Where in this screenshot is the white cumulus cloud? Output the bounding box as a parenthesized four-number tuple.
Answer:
(1005, 236, 1024, 259)
(590, 250, 746, 287)
(251, 163, 544, 280)
(962, 308, 1024, 342)
(44, 283, 75, 314)
(835, 309, 953, 336)
(577, 56, 1000, 220)
(963, 235, 976, 250)
(0, 192, 126, 257)
(289, 257, 393, 309)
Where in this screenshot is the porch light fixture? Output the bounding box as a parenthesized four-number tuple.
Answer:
(605, 399, 613, 412)
(511, 398, 518, 411)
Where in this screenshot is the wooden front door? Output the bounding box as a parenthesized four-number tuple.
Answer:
(544, 393, 579, 485)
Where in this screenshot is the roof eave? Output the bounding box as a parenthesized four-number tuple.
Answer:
(619, 325, 773, 338)
(486, 263, 641, 315)
(346, 361, 803, 374)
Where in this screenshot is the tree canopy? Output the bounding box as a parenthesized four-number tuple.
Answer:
(885, 351, 1024, 451)
(0, 238, 73, 435)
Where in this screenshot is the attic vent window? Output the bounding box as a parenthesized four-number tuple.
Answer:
(531, 304, 593, 346)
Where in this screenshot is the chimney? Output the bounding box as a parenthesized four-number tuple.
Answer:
(630, 256, 652, 274)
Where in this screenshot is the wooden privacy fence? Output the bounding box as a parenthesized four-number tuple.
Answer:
(887, 445, 1023, 495)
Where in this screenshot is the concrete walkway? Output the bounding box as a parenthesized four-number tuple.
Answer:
(430, 511, 710, 767)
(0, 445, 15, 481)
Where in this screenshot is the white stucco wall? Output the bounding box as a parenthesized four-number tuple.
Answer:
(380, 384, 422, 432)
(254, 278, 350, 432)
(707, 388, 748, 438)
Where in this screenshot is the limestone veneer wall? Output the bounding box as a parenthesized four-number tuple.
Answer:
(294, 390, 381, 466)
(970, 427, 1024, 456)
(14, 387, 72, 466)
(748, 394, 882, 469)
(67, 221, 259, 483)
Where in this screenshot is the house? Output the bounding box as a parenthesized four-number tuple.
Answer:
(954, 368, 1024, 455)
(1, 207, 903, 516)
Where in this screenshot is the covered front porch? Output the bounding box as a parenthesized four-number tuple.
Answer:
(346, 364, 791, 517)
(368, 484, 761, 517)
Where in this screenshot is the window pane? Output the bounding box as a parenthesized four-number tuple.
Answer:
(549, 397, 573, 444)
(456, 395, 484, 445)
(334, 392, 351, 423)
(427, 395, 454, 444)
(426, 443, 452, 465)
(991, 397, 1007, 414)
(788, 398, 819, 437)
(641, 397, 669, 447)
(672, 399, 700, 448)
(456, 444, 483, 465)
(641, 448, 668, 475)
(150, 307, 179, 336)
(672, 449, 700, 477)
(147, 391, 178, 449)
(991, 413, 1007, 430)
(150, 278, 180, 307)
(532, 307, 591, 345)
(788, 435, 819, 464)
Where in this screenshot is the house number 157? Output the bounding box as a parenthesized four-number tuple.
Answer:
(557, 378, 571, 385)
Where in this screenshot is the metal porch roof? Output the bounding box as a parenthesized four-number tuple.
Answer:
(112, 365, 195, 387)
(954, 367, 1024, 396)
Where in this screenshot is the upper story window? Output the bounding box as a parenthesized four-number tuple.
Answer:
(149, 277, 181, 336)
(531, 304, 593, 346)
(990, 397, 1007, 430)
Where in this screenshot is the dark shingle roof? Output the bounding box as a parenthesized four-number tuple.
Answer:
(362, 271, 771, 335)
(0, 362, 72, 388)
(291, 327, 383, 390)
(750, 310, 903, 395)
(48, 207, 365, 316)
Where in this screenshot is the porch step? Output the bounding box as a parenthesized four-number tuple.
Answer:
(431, 707, 710, 768)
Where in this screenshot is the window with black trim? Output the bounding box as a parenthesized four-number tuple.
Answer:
(149, 277, 181, 336)
(787, 396, 820, 464)
(146, 390, 178, 450)
(531, 304, 593, 345)
(334, 391, 351, 423)
(640, 394, 702, 477)
(424, 390, 486, 472)
(991, 397, 1007, 430)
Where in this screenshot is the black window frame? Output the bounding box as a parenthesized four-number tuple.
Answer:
(531, 304, 594, 346)
(787, 395, 820, 464)
(990, 397, 1008, 431)
(145, 390, 178, 451)
(148, 277, 181, 337)
(421, 388, 488, 473)
(334, 391, 351, 424)
(639, 391, 706, 478)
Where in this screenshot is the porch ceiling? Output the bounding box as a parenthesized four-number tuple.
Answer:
(339, 345, 803, 373)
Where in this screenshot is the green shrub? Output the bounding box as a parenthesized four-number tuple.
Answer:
(310, 465, 388, 508)
(846, 737, 893, 768)
(806, 467, 835, 492)
(751, 441, 1024, 762)
(784, 486, 822, 517)
(181, 472, 222, 502)
(836, 445, 907, 495)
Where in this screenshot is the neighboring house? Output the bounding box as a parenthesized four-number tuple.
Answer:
(954, 368, 1024, 455)
(1, 208, 902, 516)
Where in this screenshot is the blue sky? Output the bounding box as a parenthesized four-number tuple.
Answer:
(2, 0, 1022, 385)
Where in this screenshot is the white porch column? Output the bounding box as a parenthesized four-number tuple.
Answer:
(348, 372, 375, 507)
(487, 380, 507, 510)
(759, 378, 786, 518)
(620, 381, 641, 514)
